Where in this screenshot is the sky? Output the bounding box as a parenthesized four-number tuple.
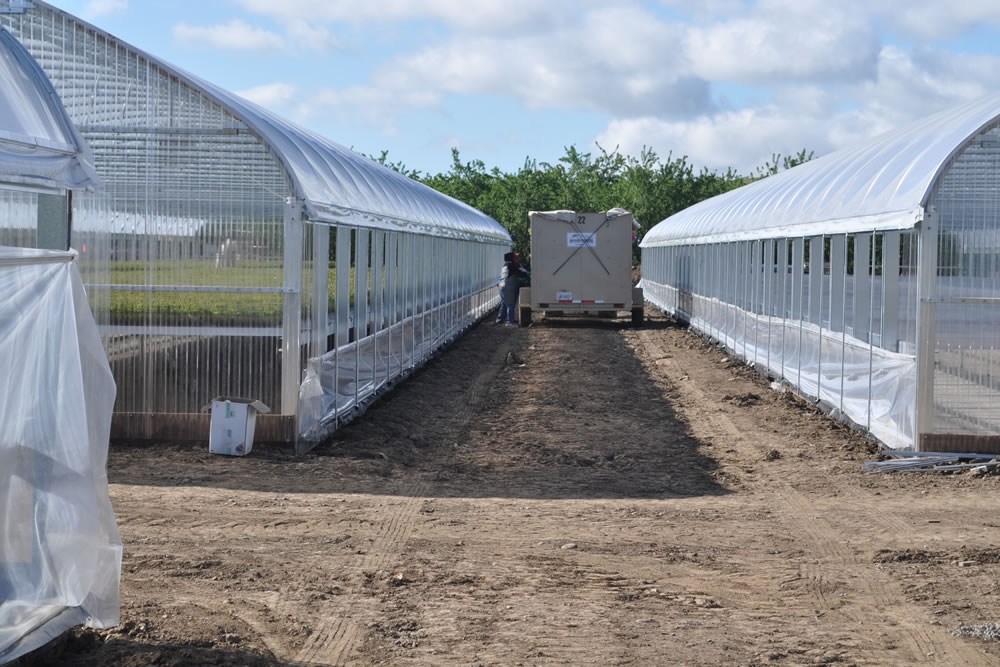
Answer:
(49, 0, 1000, 178)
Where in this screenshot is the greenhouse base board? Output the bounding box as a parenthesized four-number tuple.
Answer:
(111, 412, 296, 444)
(920, 433, 1000, 455)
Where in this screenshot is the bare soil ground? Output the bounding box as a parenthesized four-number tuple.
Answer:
(27, 308, 1000, 666)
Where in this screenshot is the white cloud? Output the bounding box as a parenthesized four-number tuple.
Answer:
(864, 46, 1000, 111)
(310, 85, 441, 134)
(235, 82, 299, 108)
(871, 0, 1000, 40)
(595, 108, 834, 175)
(172, 19, 285, 52)
(595, 36, 1000, 175)
(81, 0, 127, 18)
(363, 7, 712, 119)
(232, 0, 583, 33)
(285, 20, 342, 53)
(684, 3, 880, 83)
(208, 0, 1000, 177)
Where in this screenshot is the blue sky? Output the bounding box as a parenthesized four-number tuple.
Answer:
(50, 0, 1000, 177)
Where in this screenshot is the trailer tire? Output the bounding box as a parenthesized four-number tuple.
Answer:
(519, 306, 532, 327)
(631, 306, 643, 327)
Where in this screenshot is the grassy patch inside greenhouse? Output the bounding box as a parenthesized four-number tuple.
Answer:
(85, 260, 348, 327)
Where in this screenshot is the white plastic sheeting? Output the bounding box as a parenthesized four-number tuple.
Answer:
(644, 278, 915, 448)
(297, 228, 501, 444)
(299, 296, 495, 439)
(0, 247, 121, 664)
(641, 94, 1000, 247)
(0, 26, 98, 193)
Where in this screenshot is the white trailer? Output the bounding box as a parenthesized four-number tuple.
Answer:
(518, 209, 643, 326)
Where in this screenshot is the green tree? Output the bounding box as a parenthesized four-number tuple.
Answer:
(373, 143, 811, 264)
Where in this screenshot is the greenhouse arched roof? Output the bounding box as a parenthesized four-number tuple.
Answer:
(0, 25, 99, 193)
(30, 1, 510, 245)
(641, 93, 1000, 247)
(189, 77, 510, 244)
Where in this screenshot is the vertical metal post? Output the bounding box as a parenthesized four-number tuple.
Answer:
(310, 223, 329, 361)
(716, 243, 724, 341)
(740, 241, 749, 359)
(372, 230, 385, 385)
(354, 229, 369, 405)
(854, 234, 872, 342)
(830, 234, 847, 411)
(809, 236, 824, 399)
(750, 241, 760, 362)
(282, 198, 304, 423)
(867, 234, 877, 432)
(335, 226, 352, 345)
(915, 209, 939, 449)
(421, 235, 431, 352)
(332, 226, 351, 427)
(830, 235, 846, 333)
(777, 238, 788, 377)
(882, 232, 901, 352)
(401, 234, 414, 366)
(808, 236, 823, 325)
(355, 229, 370, 340)
(763, 239, 773, 370)
(792, 237, 804, 383)
(386, 232, 399, 378)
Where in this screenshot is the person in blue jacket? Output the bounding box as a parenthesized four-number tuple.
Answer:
(497, 251, 527, 326)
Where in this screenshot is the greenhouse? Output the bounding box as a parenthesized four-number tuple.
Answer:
(0, 1, 510, 451)
(0, 24, 120, 663)
(641, 93, 1000, 452)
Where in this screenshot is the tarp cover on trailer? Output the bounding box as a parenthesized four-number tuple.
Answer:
(641, 93, 1000, 246)
(0, 26, 99, 193)
(0, 247, 121, 664)
(28, 1, 509, 244)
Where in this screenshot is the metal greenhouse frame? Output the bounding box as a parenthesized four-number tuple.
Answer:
(642, 94, 1000, 452)
(0, 1, 510, 452)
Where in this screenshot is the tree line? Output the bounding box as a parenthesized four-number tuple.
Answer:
(376, 145, 813, 260)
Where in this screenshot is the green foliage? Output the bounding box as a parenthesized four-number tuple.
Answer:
(404, 144, 813, 262)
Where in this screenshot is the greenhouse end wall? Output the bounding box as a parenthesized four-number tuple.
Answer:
(642, 231, 920, 449)
(925, 122, 1000, 446)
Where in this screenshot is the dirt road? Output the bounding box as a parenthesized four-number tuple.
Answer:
(42, 308, 1000, 666)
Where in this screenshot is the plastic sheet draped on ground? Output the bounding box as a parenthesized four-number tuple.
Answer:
(643, 279, 916, 449)
(0, 247, 121, 665)
(298, 292, 497, 443)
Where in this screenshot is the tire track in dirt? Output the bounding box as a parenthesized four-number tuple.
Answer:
(634, 327, 984, 665)
(291, 325, 520, 666)
(169, 593, 295, 659)
(770, 485, 951, 663)
(292, 485, 429, 666)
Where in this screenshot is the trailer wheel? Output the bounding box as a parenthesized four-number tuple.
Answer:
(519, 306, 532, 327)
(631, 306, 643, 327)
